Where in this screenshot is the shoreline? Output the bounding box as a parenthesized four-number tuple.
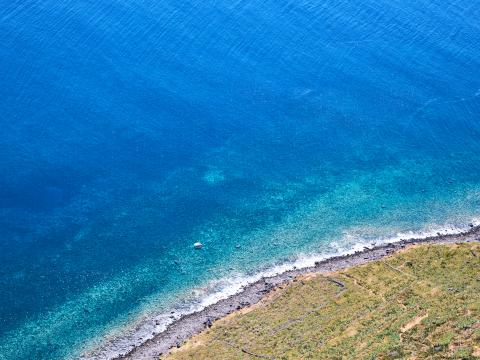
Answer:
(115, 224, 480, 360)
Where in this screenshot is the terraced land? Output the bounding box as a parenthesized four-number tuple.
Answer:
(166, 243, 480, 359)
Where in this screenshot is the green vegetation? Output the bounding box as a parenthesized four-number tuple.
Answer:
(166, 243, 480, 359)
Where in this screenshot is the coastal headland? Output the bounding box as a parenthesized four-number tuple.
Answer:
(117, 224, 480, 359)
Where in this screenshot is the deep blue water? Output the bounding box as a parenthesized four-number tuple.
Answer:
(1, 0, 480, 358)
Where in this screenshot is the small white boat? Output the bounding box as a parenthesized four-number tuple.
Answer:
(193, 242, 203, 249)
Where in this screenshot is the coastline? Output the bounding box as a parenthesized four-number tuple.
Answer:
(112, 224, 480, 360)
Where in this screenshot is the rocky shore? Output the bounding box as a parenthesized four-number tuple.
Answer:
(116, 225, 480, 360)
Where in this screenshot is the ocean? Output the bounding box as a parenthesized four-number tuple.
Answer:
(1, 0, 479, 358)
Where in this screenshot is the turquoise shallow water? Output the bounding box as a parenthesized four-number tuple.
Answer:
(1, 0, 480, 358)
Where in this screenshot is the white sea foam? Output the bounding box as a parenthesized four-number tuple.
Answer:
(78, 217, 479, 359)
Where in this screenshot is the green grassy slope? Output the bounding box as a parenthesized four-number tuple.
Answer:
(166, 243, 480, 359)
